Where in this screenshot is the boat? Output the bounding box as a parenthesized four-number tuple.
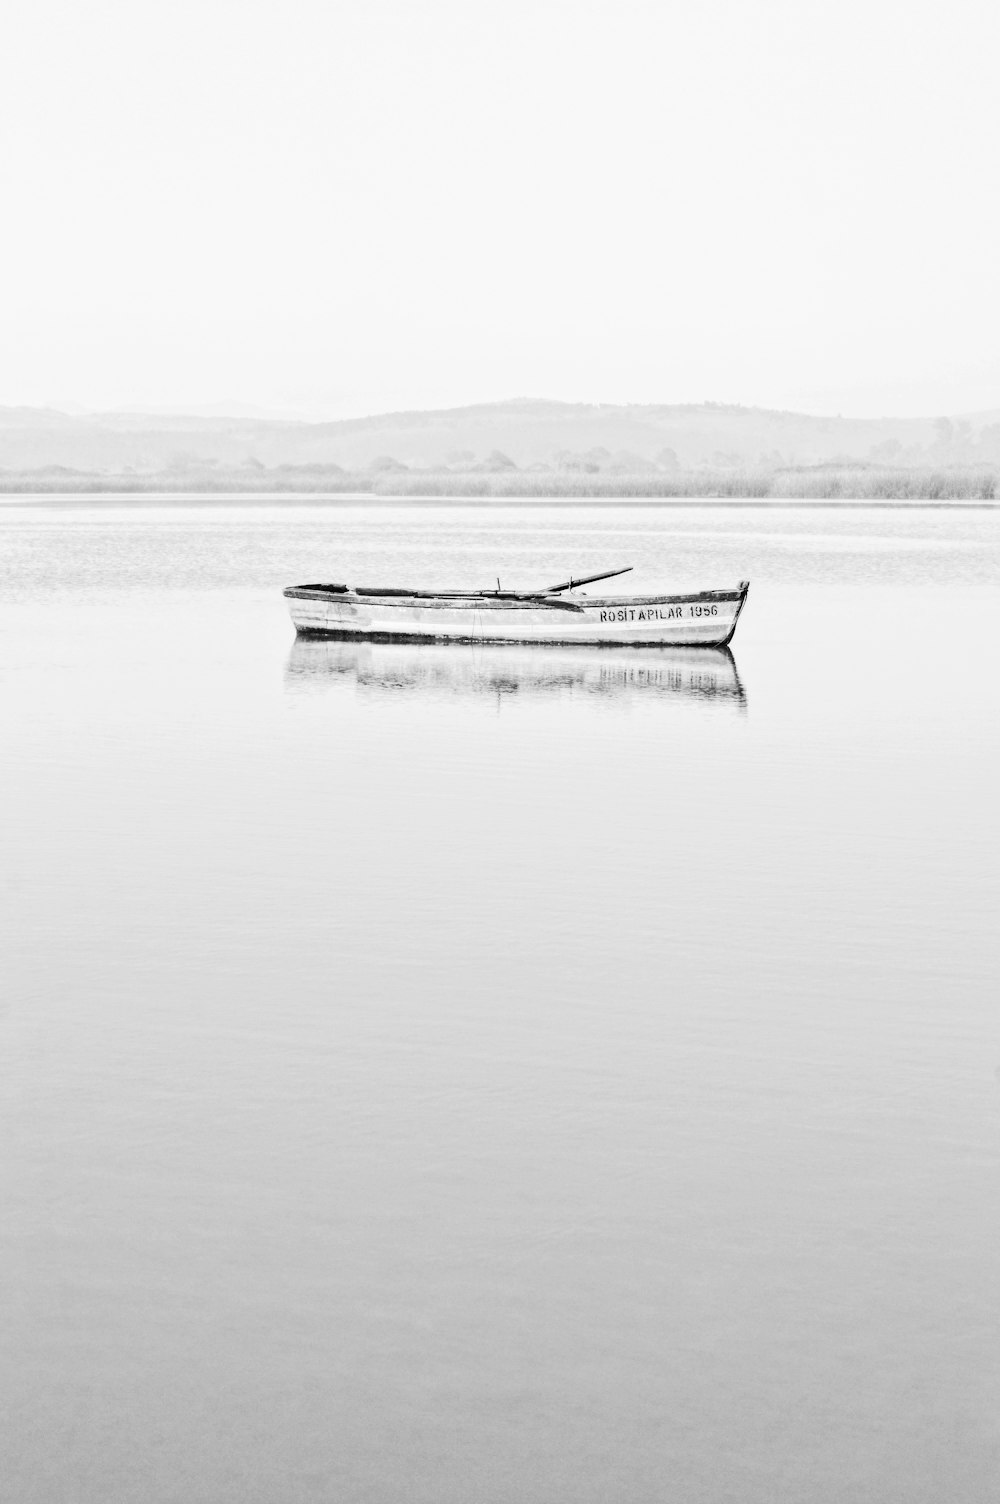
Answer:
(283, 567, 749, 648)
(285, 637, 747, 709)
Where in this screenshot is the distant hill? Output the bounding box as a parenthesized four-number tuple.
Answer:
(2, 398, 1000, 477)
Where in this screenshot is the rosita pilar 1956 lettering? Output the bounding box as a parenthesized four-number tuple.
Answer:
(598, 604, 719, 623)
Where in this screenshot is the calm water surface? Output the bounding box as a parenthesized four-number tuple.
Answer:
(2, 502, 999, 1503)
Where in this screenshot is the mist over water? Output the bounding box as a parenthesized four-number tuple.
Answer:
(2, 502, 999, 1504)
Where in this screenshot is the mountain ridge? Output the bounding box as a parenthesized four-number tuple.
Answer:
(2, 398, 1000, 474)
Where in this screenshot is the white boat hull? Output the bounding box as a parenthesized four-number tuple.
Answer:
(284, 582, 749, 648)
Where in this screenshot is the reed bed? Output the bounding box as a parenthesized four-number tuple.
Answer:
(371, 471, 773, 499)
(370, 468, 999, 501)
(0, 467, 996, 500)
(769, 468, 997, 501)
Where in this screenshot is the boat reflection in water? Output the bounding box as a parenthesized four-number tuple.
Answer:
(285, 636, 747, 710)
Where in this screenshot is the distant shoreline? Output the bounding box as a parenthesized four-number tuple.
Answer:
(1, 491, 997, 511)
(1, 462, 997, 503)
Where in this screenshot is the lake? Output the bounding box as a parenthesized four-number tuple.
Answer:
(2, 500, 998, 1503)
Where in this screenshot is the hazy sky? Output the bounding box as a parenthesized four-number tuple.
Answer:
(2, 0, 998, 419)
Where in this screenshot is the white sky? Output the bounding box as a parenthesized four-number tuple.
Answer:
(2, 0, 998, 420)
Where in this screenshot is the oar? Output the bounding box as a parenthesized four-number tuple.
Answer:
(527, 565, 633, 596)
(335, 566, 632, 604)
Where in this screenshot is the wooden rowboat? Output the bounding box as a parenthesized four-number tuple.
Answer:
(284, 567, 750, 648)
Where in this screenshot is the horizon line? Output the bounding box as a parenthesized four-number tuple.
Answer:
(3, 395, 1000, 426)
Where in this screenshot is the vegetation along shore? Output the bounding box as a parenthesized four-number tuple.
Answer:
(1, 465, 997, 501)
